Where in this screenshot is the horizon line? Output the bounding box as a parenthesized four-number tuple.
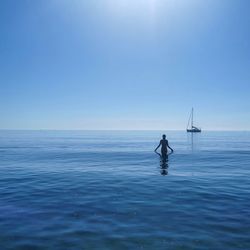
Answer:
(0, 129, 250, 132)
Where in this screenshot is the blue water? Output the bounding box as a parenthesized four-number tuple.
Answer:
(0, 130, 250, 250)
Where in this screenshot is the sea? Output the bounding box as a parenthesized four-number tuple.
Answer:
(0, 130, 250, 250)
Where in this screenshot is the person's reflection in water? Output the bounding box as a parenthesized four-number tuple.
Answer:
(155, 152, 171, 175)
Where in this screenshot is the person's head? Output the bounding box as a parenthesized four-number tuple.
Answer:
(162, 134, 166, 139)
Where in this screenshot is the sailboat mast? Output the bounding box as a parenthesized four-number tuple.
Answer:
(191, 108, 193, 128)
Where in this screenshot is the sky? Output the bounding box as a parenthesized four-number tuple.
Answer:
(0, 0, 250, 130)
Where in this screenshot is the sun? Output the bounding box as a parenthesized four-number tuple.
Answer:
(106, 0, 159, 13)
(104, 0, 161, 25)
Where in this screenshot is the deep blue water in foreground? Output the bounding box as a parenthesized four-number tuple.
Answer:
(0, 130, 250, 250)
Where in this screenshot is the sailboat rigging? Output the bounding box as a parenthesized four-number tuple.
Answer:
(186, 108, 201, 133)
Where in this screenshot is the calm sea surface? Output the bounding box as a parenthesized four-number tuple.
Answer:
(0, 130, 250, 250)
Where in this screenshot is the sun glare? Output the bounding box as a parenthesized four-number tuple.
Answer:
(103, 0, 199, 22)
(105, 0, 161, 15)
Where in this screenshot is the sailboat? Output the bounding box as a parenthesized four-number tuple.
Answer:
(186, 108, 201, 133)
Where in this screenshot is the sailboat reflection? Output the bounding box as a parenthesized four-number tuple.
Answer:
(155, 152, 173, 175)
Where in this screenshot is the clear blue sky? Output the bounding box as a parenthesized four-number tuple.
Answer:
(1, 0, 250, 130)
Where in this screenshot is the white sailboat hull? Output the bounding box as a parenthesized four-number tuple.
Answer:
(187, 128, 201, 133)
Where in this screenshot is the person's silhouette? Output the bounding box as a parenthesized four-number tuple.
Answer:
(154, 134, 174, 156)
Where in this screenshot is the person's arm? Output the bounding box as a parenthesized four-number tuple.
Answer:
(167, 141, 174, 152)
(154, 140, 162, 152)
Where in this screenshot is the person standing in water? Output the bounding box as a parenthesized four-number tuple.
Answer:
(154, 134, 174, 156)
